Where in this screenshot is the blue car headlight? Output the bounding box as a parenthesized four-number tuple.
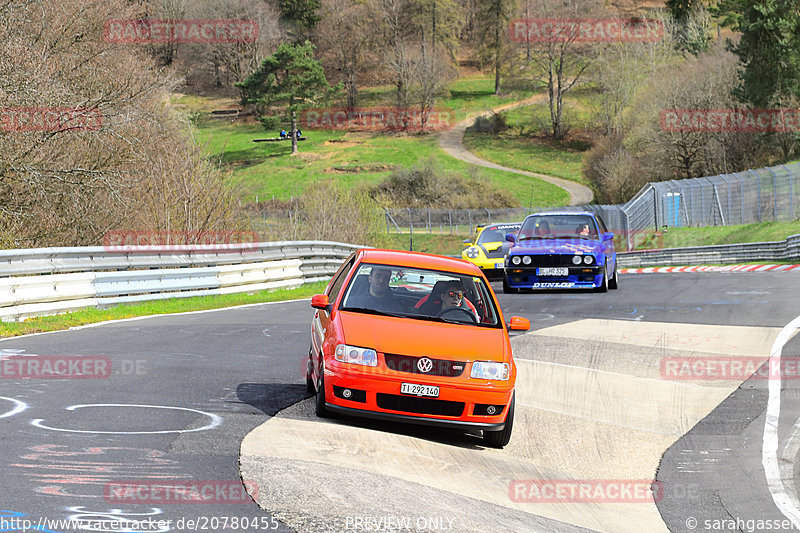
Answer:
(471, 361, 510, 381)
(511, 256, 521, 265)
(335, 344, 378, 367)
(583, 255, 594, 265)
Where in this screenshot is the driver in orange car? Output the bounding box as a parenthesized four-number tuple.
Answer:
(418, 280, 479, 321)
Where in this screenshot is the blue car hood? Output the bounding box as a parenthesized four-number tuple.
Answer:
(511, 238, 604, 255)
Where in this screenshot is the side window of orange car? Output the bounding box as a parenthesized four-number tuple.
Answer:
(328, 257, 355, 303)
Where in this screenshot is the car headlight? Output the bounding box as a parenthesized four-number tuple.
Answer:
(466, 246, 480, 259)
(572, 255, 582, 265)
(583, 255, 594, 265)
(471, 361, 510, 381)
(335, 344, 378, 367)
(522, 255, 532, 265)
(511, 255, 521, 265)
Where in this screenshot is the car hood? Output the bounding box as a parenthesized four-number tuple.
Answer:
(512, 239, 603, 255)
(338, 311, 509, 362)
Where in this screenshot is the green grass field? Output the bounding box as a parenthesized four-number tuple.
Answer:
(657, 220, 800, 249)
(461, 87, 599, 185)
(174, 76, 570, 207)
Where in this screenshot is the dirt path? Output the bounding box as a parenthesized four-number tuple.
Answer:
(438, 95, 594, 206)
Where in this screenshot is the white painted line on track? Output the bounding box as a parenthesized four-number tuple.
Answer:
(763, 315, 800, 526)
(31, 404, 223, 434)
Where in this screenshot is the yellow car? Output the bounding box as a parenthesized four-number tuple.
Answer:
(461, 222, 522, 279)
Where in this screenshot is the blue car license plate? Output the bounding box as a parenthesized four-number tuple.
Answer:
(537, 267, 568, 276)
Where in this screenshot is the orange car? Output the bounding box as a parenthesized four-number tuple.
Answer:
(306, 249, 529, 448)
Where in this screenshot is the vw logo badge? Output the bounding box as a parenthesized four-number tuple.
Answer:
(417, 357, 433, 373)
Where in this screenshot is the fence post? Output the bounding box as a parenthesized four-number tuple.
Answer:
(767, 167, 778, 221)
(448, 209, 453, 234)
(468, 210, 472, 233)
(782, 165, 795, 220)
(427, 209, 431, 234)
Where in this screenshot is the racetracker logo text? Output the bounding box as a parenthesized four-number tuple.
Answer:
(300, 107, 455, 132)
(104, 480, 257, 504)
(103, 230, 259, 253)
(1, 356, 111, 379)
(103, 19, 259, 44)
(660, 356, 800, 381)
(660, 108, 800, 133)
(509, 18, 663, 43)
(0, 107, 102, 132)
(509, 479, 663, 503)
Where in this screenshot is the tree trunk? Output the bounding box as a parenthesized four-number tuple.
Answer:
(291, 111, 298, 155)
(494, 0, 501, 95)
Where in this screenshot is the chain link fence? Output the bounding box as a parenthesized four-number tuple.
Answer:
(383, 162, 800, 250)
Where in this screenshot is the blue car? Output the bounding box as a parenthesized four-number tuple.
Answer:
(502, 212, 619, 293)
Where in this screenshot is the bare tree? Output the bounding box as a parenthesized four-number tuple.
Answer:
(315, 0, 379, 108)
(522, 0, 603, 139)
(0, 0, 247, 247)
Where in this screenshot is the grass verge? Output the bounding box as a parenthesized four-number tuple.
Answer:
(655, 220, 800, 248)
(0, 282, 328, 339)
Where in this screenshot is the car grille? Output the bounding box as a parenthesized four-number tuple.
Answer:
(376, 393, 464, 417)
(384, 353, 466, 377)
(512, 254, 575, 267)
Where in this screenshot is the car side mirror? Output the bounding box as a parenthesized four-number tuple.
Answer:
(508, 316, 530, 331)
(602, 232, 614, 242)
(311, 294, 330, 310)
(462, 239, 472, 247)
(505, 233, 516, 243)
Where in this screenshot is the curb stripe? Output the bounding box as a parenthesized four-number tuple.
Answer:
(619, 264, 800, 274)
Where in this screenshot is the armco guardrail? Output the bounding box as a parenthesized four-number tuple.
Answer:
(0, 241, 360, 322)
(618, 234, 800, 267)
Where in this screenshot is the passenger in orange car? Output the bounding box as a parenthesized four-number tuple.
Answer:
(347, 266, 404, 313)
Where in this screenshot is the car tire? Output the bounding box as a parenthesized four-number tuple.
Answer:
(306, 350, 315, 394)
(595, 265, 609, 293)
(608, 265, 619, 290)
(502, 276, 518, 294)
(483, 393, 514, 448)
(314, 362, 328, 418)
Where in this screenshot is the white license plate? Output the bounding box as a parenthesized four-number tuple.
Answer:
(538, 267, 568, 276)
(400, 383, 440, 397)
(495, 262, 504, 268)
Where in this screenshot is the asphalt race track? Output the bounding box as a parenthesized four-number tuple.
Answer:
(1, 271, 799, 533)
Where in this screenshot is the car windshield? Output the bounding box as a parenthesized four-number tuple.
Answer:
(477, 225, 521, 245)
(518, 215, 598, 241)
(339, 263, 501, 327)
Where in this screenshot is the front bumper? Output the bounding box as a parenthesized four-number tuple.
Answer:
(324, 361, 513, 429)
(504, 266, 602, 289)
(463, 256, 506, 278)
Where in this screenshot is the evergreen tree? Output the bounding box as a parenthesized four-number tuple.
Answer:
(237, 41, 336, 154)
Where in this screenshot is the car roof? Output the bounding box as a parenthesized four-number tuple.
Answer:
(526, 211, 596, 217)
(481, 222, 522, 231)
(359, 249, 482, 276)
